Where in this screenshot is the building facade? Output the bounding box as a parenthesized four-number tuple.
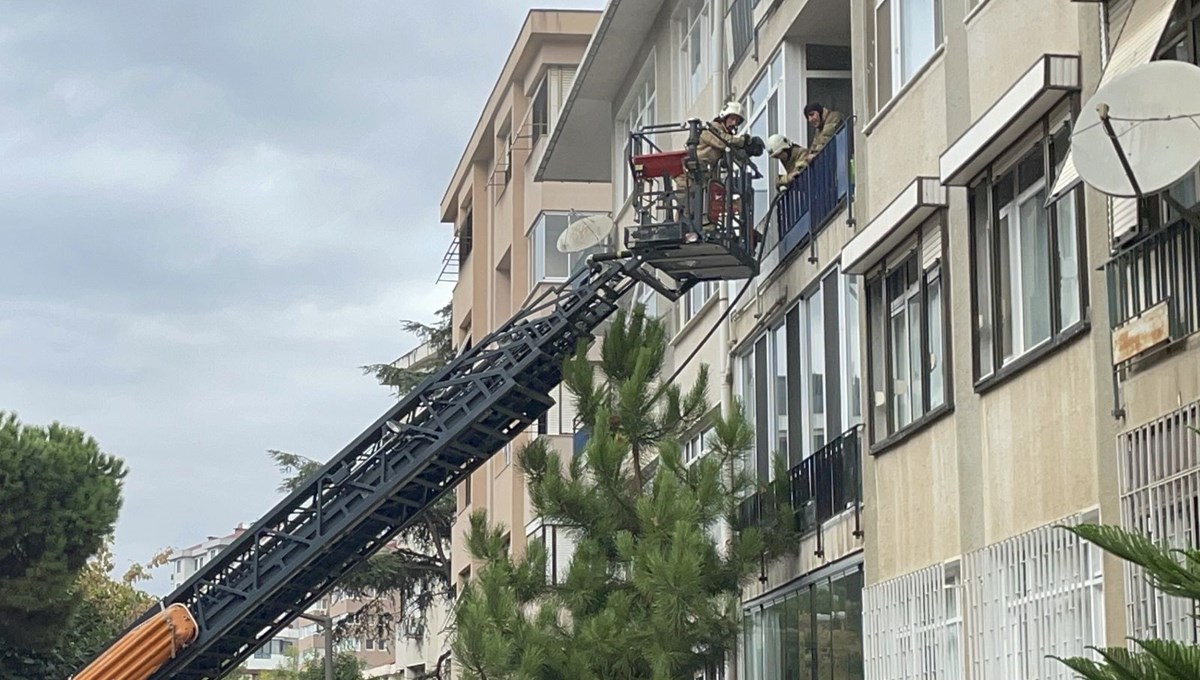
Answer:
(529, 0, 1200, 679)
(439, 8, 610, 592)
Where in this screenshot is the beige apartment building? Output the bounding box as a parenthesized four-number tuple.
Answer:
(439, 8, 610, 586)
(529, 0, 1200, 678)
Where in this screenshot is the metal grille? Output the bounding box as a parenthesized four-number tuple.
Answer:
(863, 562, 962, 680)
(1119, 399, 1200, 643)
(963, 514, 1105, 680)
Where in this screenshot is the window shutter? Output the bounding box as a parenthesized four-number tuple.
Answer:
(1110, 196, 1139, 244)
(922, 218, 942, 270)
(558, 383, 578, 434)
(549, 66, 577, 130)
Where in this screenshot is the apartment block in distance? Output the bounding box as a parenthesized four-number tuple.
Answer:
(439, 8, 610, 590)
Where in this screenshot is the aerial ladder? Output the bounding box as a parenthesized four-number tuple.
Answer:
(74, 120, 764, 680)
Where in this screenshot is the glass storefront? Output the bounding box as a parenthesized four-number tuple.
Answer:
(743, 563, 864, 680)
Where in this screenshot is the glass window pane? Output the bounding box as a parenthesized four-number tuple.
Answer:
(781, 594, 801, 679)
(837, 569, 866, 680)
(997, 208, 1015, 361)
(907, 293, 924, 419)
(927, 271, 945, 409)
(845, 278, 862, 425)
(814, 578, 833, 680)
(890, 304, 910, 430)
(971, 187, 994, 377)
(1019, 187, 1052, 349)
(898, 0, 936, 85)
(772, 324, 788, 463)
(806, 44, 853, 71)
(1055, 193, 1082, 328)
(542, 215, 569, 279)
(807, 293, 826, 454)
(867, 278, 888, 443)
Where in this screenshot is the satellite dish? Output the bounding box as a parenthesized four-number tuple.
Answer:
(557, 213, 614, 253)
(1073, 60, 1200, 197)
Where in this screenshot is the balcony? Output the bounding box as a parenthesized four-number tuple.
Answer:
(775, 119, 854, 259)
(1105, 217, 1200, 369)
(736, 425, 863, 557)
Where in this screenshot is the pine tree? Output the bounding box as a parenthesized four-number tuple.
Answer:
(453, 305, 781, 680)
(1050, 427, 1200, 679)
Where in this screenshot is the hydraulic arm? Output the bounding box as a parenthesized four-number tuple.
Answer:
(76, 119, 761, 680)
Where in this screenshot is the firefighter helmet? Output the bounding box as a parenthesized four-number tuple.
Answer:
(765, 134, 791, 157)
(716, 101, 745, 125)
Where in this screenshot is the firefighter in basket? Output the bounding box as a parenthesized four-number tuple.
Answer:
(674, 101, 764, 242)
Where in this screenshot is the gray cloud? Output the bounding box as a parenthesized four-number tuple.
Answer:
(0, 0, 602, 594)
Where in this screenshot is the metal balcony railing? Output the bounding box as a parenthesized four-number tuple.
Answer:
(775, 119, 854, 258)
(736, 425, 863, 557)
(1105, 217, 1200, 367)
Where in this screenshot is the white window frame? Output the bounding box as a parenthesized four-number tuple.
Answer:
(680, 280, 717, 326)
(678, 1, 711, 112)
(615, 53, 657, 208)
(743, 49, 786, 245)
(683, 426, 712, 465)
(874, 0, 943, 104)
(996, 175, 1052, 360)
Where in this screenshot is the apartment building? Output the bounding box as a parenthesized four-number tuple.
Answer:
(533, 0, 1200, 679)
(439, 8, 610, 586)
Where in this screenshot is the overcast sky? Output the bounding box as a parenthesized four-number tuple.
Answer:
(0, 1, 602, 595)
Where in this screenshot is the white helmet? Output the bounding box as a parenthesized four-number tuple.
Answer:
(765, 134, 791, 157)
(716, 101, 745, 124)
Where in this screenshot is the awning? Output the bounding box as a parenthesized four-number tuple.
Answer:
(1047, 0, 1178, 202)
(842, 177, 947, 275)
(535, 0, 665, 183)
(940, 54, 1081, 186)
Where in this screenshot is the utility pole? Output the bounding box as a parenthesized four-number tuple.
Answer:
(296, 612, 334, 680)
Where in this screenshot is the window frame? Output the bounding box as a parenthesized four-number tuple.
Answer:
(528, 210, 608, 284)
(967, 108, 1089, 390)
(865, 213, 953, 450)
(742, 49, 786, 246)
(615, 53, 658, 208)
(680, 280, 718, 327)
(872, 0, 944, 113)
(678, 1, 711, 112)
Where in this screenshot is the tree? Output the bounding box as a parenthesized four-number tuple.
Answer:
(267, 302, 456, 646)
(0, 411, 128, 647)
(1051, 427, 1200, 679)
(0, 541, 166, 680)
(452, 305, 781, 680)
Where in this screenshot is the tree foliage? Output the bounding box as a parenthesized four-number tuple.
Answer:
(1050, 427, 1200, 679)
(267, 302, 456, 645)
(0, 411, 128, 647)
(452, 305, 781, 680)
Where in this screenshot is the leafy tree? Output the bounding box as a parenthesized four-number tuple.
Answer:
(0, 411, 128, 647)
(1051, 427, 1200, 679)
(267, 302, 456, 645)
(0, 541, 165, 679)
(294, 651, 367, 680)
(452, 305, 782, 680)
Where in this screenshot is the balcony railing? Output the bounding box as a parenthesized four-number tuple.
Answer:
(1105, 217, 1200, 368)
(775, 119, 854, 258)
(736, 425, 863, 558)
(729, 0, 756, 65)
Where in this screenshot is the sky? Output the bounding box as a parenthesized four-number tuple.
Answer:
(0, 0, 602, 595)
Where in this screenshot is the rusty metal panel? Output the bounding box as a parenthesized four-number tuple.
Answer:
(1113, 299, 1172, 365)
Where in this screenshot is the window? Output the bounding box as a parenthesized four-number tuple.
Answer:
(683, 427, 712, 465)
(616, 56, 657, 205)
(969, 111, 1085, 382)
(678, 2, 710, 109)
(734, 270, 861, 472)
(680, 280, 717, 325)
(743, 50, 785, 239)
(872, 0, 943, 111)
(529, 212, 607, 283)
(530, 66, 578, 146)
(866, 215, 949, 445)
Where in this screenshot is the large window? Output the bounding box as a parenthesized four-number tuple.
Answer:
(530, 66, 577, 146)
(969, 109, 1085, 382)
(866, 215, 949, 445)
(734, 270, 862, 474)
(529, 212, 607, 283)
(616, 56, 657, 206)
(743, 50, 785, 238)
(872, 0, 943, 112)
(678, 1, 710, 110)
(743, 564, 864, 680)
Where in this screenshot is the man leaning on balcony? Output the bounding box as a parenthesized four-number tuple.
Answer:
(804, 101, 843, 161)
(765, 134, 809, 189)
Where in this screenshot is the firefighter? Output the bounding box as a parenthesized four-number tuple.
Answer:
(675, 101, 760, 241)
(765, 133, 809, 189)
(804, 102, 845, 160)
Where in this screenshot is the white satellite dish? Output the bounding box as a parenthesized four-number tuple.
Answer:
(557, 213, 614, 253)
(1072, 60, 1200, 197)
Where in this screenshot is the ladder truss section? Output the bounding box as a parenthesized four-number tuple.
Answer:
(126, 257, 645, 680)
